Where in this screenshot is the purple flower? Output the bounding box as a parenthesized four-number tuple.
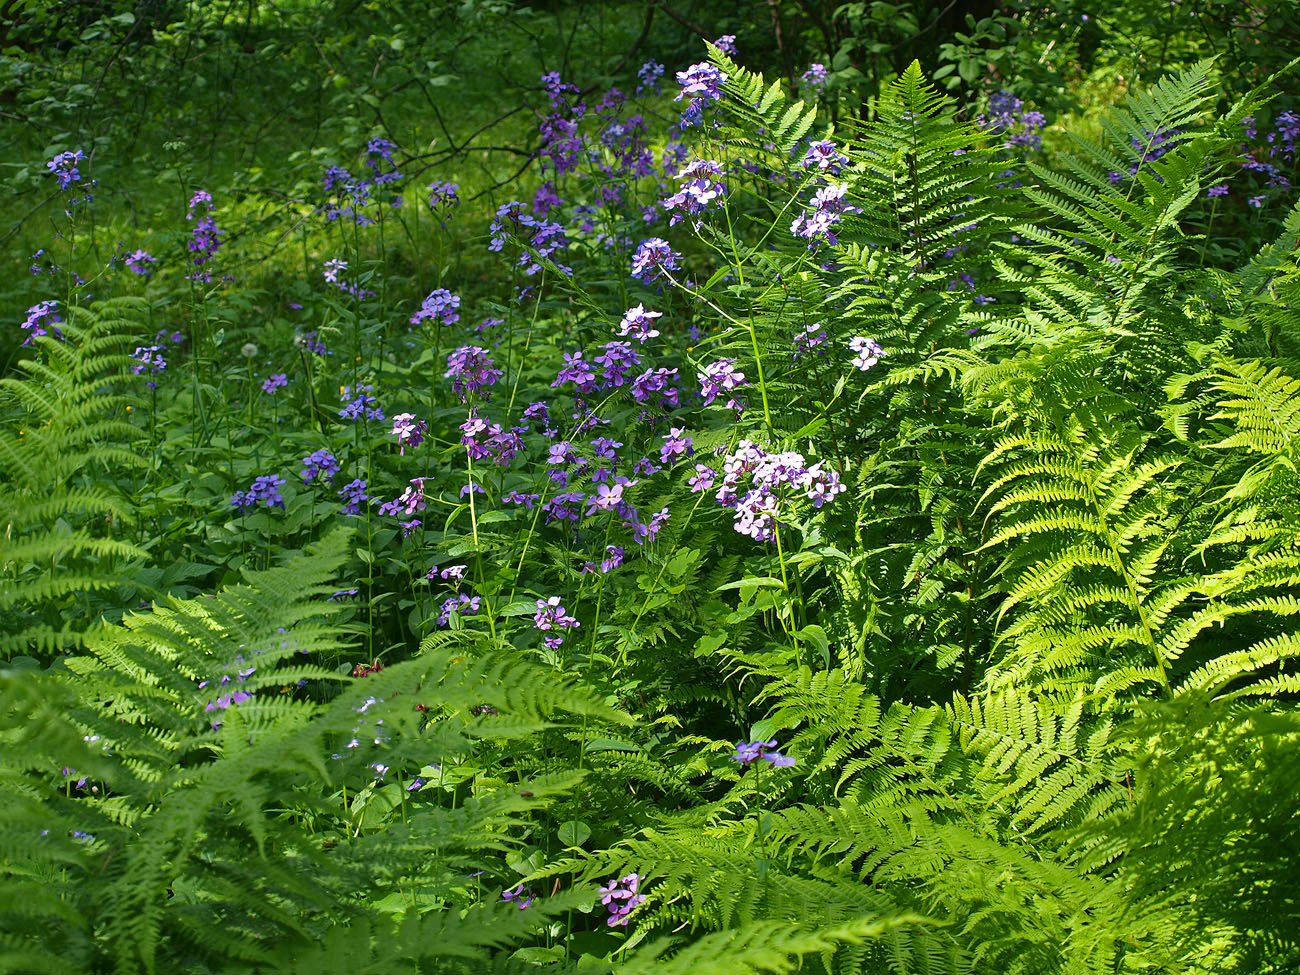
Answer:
(661, 160, 728, 226)
(338, 385, 384, 421)
(712, 34, 738, 57)
(801, 63, 828, 89)
(298, 331, 328, 355)
(1207, 183, 1229, 198)
(19, 300, 64, 347)
(440, 564, 468, 583)
(712, 440, 843, 541)
(698, 359, 747, 409)
(338, 478, 370, 515)
(301, 449, 340, 484)
(617, 304, 663, 344)
(631, 367, 680, 409)
(977, 91, 1047, 151)
(445, 345, 504, 399)
(636, 59, 664, 95)
(533, 181, 562, 217)
(323, 258, 346, 284)
(187, 190, 213, 220)
(793, 321, 827, 358)
(378, 478, 428, 518)
(595, 341, 642, 388)
(502, 884, 534, 910)
(553, 352, 596, 390)
(790, 183, 858, 248)
(675, 62, 728, 112)
(231, 474, 286, 510)
(411, 288, 461, 327)
(533, 596, 580, 644)
(503, 490, 540, 508)
(188, 214, 223, 269)
(130, 345, 167, 388)
(390, 412, 427, 454)
(801, 140, 848, 175)
(599, 873, 646, 927)
(731, 739, 795, 767)
(688, 464, 716, 493)
(630, 237, 680, 283)
(601, 545, 625, 573)
(427, 181, 460, 208)
(399, 518, 421, 537)
(262, 373, 288, 394)
(125, 249, 157, 276)
(46, 149, 85, 190)
(660, 427, 693, 465)
(849, 336, 882, 371)
(436, 592, 481, 627)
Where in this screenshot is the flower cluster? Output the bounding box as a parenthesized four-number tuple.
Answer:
(732, 738, 795, 767)
(636, 59, 664, 95)
(410, 288, 460, 327)
(698, 440, 844, 541)
(660, 426, 693, 465)
(321, 142, 403, 225)
(849, 335, 883, 371)
(301, 449, 340, 484)
(390, 413, 427, 454)
(977, 91, 1047, 151)
(790, 183, 858, 247)
(502, 884, 534, 910)
(262, 373, 288, 394)
(533, 595, 580, 649)
(661, 159, 728, 226)
(427, 180, 459, 209)
(198, 656, 257, 728)
(17, 301, 62, 349)
(675, 62, 728, 114)
(599, 873, 646, 927)
(617, 304, 662, 343)
(437, 592, 482, 627)
(186, 190, 222, 278)
(445, 345, 504, 400)
(338, 384, 384, 422)
(793, 321, 827, 358)
(630, 237, 680, 283)
(712, 34, 737, 57)
(698, 358, 747, 411)
(322, 258, 372, 299)
(125, 249, 157, 276)
(801, 63, 828, 90)
(231, 475, 286, 510)
(46, 149, 86, 189)
(130, 345, 167, 388)
(378, 478, 427, 518)
(488, 201, 574, 276)
(801, 139, 849, 175)
(338, 478, 369, 515)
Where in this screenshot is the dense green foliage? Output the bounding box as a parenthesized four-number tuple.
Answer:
(2, 2, 1299, 972)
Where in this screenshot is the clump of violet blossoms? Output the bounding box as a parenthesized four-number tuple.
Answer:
(46, 149, 86, 189)
(445, 346, 504, 400)
(732, 739, 795, 767)
(390, 413, 427, 454)
(20, 300, 63, 346)
(617, 304, 662, 343)
(533, 596, 579, 650)
(849, 336, 883, 371)
(231, 475, 286, 510)
(599, 873, 646, 927)
(695, 440, 845, 542)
